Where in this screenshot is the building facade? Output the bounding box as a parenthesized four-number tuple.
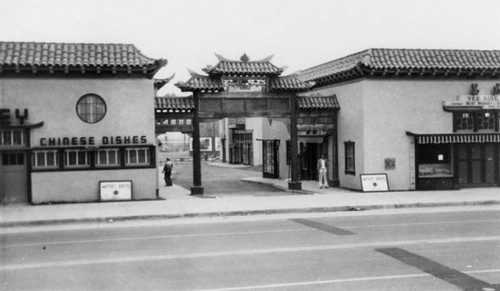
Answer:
(0, 41, 166, 204)
(299, 48, 500, 191)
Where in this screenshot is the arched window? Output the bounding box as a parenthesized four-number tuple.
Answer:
(76, 94, 107, 124)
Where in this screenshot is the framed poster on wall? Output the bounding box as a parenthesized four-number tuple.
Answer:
(360, 174, 389, 192)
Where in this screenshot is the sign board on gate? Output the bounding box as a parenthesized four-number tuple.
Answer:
(100, 181, 132, 201)
(360, 174, 389, 192)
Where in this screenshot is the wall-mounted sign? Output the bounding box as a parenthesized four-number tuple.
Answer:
(99, 180, 132, 201)
(39, 135, 147, 147)
(443, 95, 500, 109)
(0, 108, 29, 125)
(360, 174, 389, 192)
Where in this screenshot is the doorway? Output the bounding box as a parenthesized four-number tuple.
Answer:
(300, 142, 324, 180)
(456, 143, 497, 187)
(1, 152, 28, 204)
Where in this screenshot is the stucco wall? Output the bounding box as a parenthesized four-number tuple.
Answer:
(311, 81, 366, 190)
(312, 78, 500, 191)
(2, 77, 155, 145)
(31, 168, 156, 203)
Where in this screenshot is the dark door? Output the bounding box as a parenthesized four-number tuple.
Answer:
(1, 152, 28, 204)
(457, 143, 497, 187)
(262, 140, 279, 178)
(300, 143, 322, 180)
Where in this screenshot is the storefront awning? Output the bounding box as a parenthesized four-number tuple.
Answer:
(406, 131, 500, 144)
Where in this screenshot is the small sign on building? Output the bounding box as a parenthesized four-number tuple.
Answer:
(360, 174, 389, 192)
(100, 180, 132, 201)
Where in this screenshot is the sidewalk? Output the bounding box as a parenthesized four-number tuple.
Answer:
(1, 175, 500, 228)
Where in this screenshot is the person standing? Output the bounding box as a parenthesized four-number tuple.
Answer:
(317, 154, 329, 189)
(162, 158, 173, 186)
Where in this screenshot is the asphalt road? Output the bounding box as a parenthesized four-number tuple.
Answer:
(1, 207, 500, 290)
(170, 161, 286, 196)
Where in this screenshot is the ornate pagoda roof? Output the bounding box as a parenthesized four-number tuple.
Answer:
(176, 71, 313, 92)
(0, 41, 166, 78)
(202, 53, 284, 76)
(299, 48, 500, 87)
(176, 54, 313, 92)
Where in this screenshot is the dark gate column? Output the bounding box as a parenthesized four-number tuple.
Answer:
(191, 91, 204, 195)
(289, 93, 302, 190)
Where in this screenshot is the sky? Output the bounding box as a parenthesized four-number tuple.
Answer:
(1, 0, 500, 96)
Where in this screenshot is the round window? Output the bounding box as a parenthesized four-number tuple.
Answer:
(76, 94, 107, 124)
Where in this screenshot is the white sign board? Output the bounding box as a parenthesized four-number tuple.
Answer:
(443, 95, 500, 109)
(360, 174, 389, 192)
(100, 181, 132, 201)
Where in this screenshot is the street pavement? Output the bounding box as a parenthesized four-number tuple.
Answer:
(1, 161, 500, 228)
(2, 208, 500, 290)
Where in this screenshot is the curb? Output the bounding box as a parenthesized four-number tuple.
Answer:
(2, 200, 499, 228)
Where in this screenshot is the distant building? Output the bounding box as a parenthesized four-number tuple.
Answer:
(299, 48, 500, 191)
(0, 41, 166, 204)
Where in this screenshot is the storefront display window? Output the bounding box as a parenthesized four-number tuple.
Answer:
(1, 130, 25, 146)
(418, 144, 452, 177)
(96, 149, 120, 167)
(125, 148, 150, 165)
(32, 150, 59, 168)
(64, 150, 90, 168)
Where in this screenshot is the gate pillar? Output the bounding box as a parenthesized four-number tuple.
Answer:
(289, 93, 302, 190)
(191, 91, 204, 195)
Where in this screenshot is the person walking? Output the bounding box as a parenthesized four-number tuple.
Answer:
(162, 158, 173, 186)
(317, 154, 329, 189)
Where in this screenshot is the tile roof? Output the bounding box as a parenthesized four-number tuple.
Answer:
(154, 73, 175, 90)
(0, 41, 166, 77)
(299, 48, 500, 85)
(298, 94, 340, 109)
(175, 73, 224, 92)
(155, 97, 194, 111)
(203, 53, 284, 76)
(269, 75, 315, 92)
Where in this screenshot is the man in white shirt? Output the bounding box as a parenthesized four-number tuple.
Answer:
(317, 154, 329, 189)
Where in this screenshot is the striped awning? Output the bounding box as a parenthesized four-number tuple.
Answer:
(406, 131, 500, 144)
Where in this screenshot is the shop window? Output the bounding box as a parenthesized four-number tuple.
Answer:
(454, 112, 497, 132)
(344, 141, 355, 175)
(125, 148, 150, 165)
(0, 130, 25, 146)
(455, 113, 474, 131)
(96, 149, 120, 167)
(417, 144, 452, 177)
(476, 112, 496, 130)
(64, 150, 90, 167)
(32, 150, 59, 168)
(76, 94, 107, 124)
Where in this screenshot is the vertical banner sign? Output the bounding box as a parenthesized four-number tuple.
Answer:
(100, 181, 132, 201)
